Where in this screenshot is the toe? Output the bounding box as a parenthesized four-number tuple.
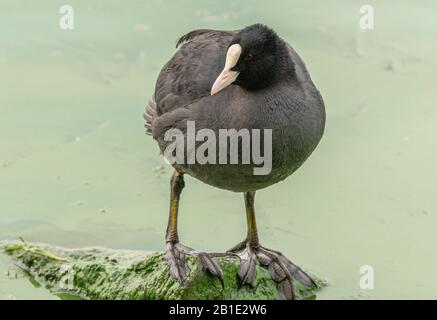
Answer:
(278, 278, 294, 300)
(256, 249, 273, 266)
(198, 252, 224, 289)
(165, 242, 188, 283)
(237, 247, 257, 287)
(268, 261, 287, 282)
(227, 238, 248, 253)
(259, 246, 315, 287)
(276, 254, 315, 287)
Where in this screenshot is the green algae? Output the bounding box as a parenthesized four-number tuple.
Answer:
(1, 241, 325, 300)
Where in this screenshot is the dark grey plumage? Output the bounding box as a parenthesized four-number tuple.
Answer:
(145, 24, 325, 192)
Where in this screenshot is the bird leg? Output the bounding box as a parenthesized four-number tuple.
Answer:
(164, 170, 224, 288)
(227, 191, 316, 300)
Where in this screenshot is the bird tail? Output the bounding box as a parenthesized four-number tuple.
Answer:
(143, 94, 157, 136)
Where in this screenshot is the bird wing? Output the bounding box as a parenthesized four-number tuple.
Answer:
(175, 29, 229, 47)
(143, 29, 237, 135)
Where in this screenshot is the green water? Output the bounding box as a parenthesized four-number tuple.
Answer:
(1, 0, 437, 299)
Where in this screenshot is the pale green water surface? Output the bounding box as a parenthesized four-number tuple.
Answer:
(1, 0, 437, 299)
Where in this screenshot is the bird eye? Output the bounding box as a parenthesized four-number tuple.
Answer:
(246, 53, 254, 61)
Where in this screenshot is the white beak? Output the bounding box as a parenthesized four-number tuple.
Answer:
(211, 44, 242, 95)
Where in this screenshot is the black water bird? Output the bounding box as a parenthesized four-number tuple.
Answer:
(144, 24, 325, 300)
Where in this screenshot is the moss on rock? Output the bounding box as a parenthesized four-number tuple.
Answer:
(0, 240, 326, 300)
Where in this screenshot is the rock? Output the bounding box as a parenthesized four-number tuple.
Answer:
(0, 240, 326, 300)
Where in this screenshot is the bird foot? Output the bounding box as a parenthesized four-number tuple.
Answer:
(227, 241, 315, 300)
(165, 241, 224, 288)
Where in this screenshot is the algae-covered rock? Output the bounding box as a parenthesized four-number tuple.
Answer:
(0, 240, 325, 300)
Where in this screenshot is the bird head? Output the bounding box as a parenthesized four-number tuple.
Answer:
(211, 24, 286, 95)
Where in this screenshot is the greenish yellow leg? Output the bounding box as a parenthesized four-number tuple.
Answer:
(165, 170, 184, 243)
(245, 191, 260, 248)
(164, 170, 223, 286)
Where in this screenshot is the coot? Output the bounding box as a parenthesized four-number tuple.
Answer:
(144, 24, 325, 299)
